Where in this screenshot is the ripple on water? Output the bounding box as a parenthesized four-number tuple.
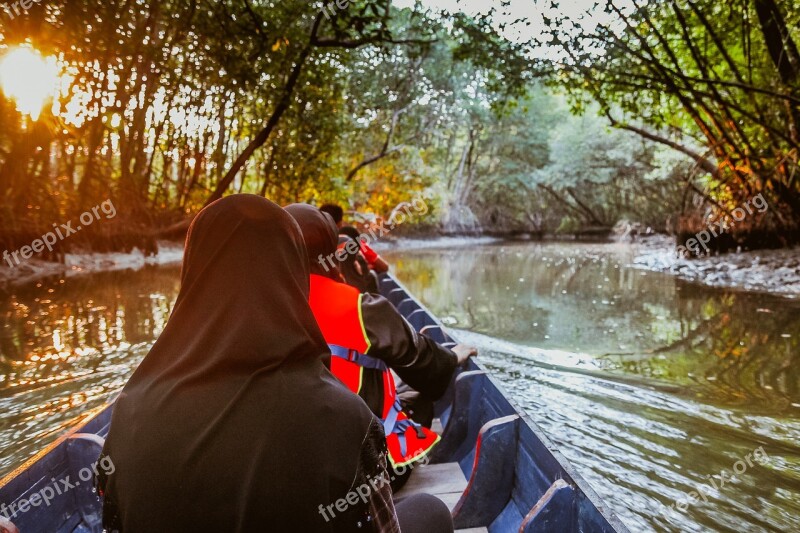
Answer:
(0, 266, 181, 479)
(386, 242, 800, 533)
(456, 330, 800, 533)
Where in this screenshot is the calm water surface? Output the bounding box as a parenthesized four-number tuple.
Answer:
(0, 266, 180, 479)
(384, 241, 800, 533)
(1, 241, 798, 533)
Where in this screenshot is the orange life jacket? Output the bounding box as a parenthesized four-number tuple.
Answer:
(309, 274, 440, 468)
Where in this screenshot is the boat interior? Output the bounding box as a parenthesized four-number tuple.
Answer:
(0, 275, 627, 533)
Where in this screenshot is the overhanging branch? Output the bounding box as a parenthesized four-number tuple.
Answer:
(606, 114, 720, 178)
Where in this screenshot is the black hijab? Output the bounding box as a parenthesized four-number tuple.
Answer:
(100, 195, 375, 532)
(339, 226, 361, 241)
(336, 236, 374, 293)
(284, 204, 340, 280)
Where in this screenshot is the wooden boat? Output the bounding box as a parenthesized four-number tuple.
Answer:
(0, 274, 629, 533)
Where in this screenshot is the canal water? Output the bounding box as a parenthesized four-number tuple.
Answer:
(383, 241, 800, 533)
(0, 266, 180, 482)
(1, 241, 798, 532)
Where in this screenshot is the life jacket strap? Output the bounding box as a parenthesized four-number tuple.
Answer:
(329, 344, 387, 371)
(382, 398, 402, 436)
(391, 420, 428, 458)
(384, 399, 428, 458)
(329, 344, 429, 461)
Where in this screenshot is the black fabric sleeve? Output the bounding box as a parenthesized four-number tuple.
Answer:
(321, 417, 399, 533)
(360, 294, 458, 401)
(358, 418, 400, 533)
(97, 454, 122, 532)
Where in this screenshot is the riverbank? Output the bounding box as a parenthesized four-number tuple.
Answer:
(632, 235, 800, 298)
(0, 241, 184, 290)
(374, 235, 502, 251)
(3, 234, 799, 299)
(386, 234, 800, 298)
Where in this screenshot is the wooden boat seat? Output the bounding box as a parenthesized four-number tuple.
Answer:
(430, 370, 518, 467)
(385, 287, 408, 307)
(425, 369, 617, 532)
(396, 462, 467, 511)
(394, 459, 486, 533)
(423, 409, 591, 532)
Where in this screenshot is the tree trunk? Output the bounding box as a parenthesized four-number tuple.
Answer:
(755, 0, 800, 149)
(754, 0, 800, 85)
(204, 16, 323, 207)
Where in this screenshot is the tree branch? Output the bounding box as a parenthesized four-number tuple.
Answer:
(311, 36, 436, 49)
(606, 114, 720, 178)
(346, 106, 408, 181)
(204, 14, 324, 207)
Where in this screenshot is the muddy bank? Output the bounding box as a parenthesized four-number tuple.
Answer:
(0, 235, 491, 289)
(3, 233, 799, 299)
(0, 241, 184, 290)
(373, 235, 502, 251)
(632, 235, 800, 297)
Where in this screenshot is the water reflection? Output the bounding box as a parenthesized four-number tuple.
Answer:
(385, 242, 800, 411)
(0, 266, 181, 478)
(384, 241, 800, 533)
(1, 241, 797, 533)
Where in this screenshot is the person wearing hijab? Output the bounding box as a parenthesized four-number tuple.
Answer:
(336, 235, 379, 293)
(96, 195, 398, 532)
(339, 225, 390, 274)
(319, 203, 389, 274)
(284, 204, 476, 490)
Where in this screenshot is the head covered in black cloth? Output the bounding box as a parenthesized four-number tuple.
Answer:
(284, 203, 340, 280)
(99, 194, 375, 532)
(336, 235, 374, 293)
(339, 226, 362, 241)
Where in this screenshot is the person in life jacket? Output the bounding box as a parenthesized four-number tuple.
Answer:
(320, 203, 390, 273)
(339, 225, 388, 275)
(337, 235, 379, 293)
(285, 204, 476, 488)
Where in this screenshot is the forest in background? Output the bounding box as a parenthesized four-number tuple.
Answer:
(0, 0, 798, 257)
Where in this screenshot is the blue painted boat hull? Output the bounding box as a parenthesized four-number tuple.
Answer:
(379, 274, 628, 533)
(0, 274, 628, 532)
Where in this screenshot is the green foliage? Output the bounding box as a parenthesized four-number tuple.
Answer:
(537, 0, 800, 232)
(0, 0, 533, 250)
(2, 0, 795, 253)
(467, 88, 686, 233)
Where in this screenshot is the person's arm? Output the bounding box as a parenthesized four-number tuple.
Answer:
(370, 255, 390, 274)
(360, 294, 461, 400)
(360, 243, 390, 273)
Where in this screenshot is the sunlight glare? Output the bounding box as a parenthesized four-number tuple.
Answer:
(0, 46, 60, 121)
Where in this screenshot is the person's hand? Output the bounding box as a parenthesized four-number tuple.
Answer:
(452, 344, 477, 366)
